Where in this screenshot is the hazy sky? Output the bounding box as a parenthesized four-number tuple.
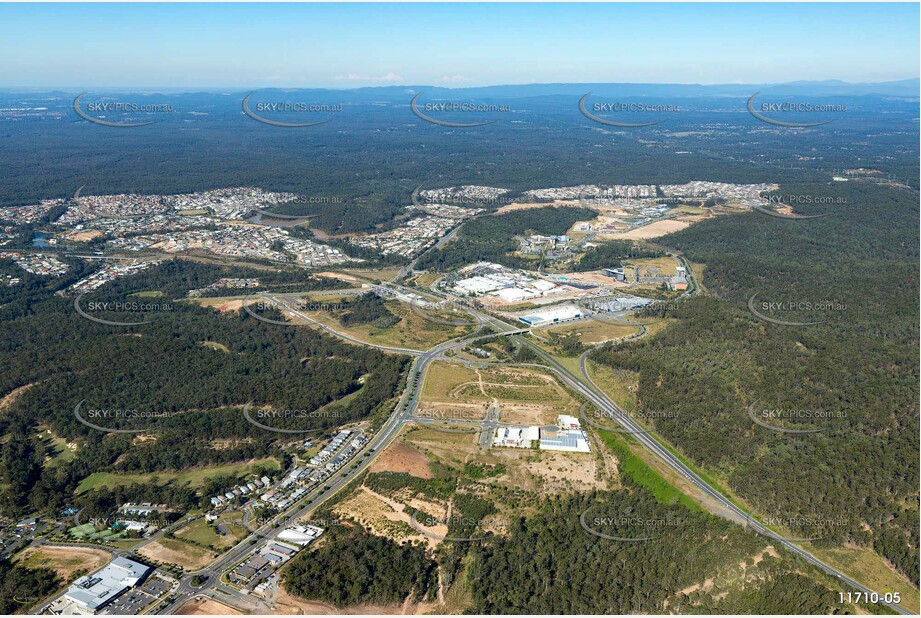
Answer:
(3, 3, 918, 88)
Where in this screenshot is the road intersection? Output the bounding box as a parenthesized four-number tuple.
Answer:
(135, 274, 909, 615)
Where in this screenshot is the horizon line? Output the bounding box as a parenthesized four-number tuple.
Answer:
(2, 77, 920, 93)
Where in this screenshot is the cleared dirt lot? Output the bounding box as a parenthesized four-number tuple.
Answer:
(494, 200, 578, 215)
(398, 425, 609, 495)
(600, 218, 692, 239)
(422, 363, 576, 417)
(200, 298, 246, 313)
(498, 403, 561, 426)
(16, 545, 110, 581)
(369, 442, 433, 479)
(139, 538, 216, 570)
(334, 487, 446, 550)
(67, 229, 106, 242)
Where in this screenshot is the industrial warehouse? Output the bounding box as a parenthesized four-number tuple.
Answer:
(518, 304, 585, 326)
(48, 556, 172, 615)
(492, 415, 591, 453)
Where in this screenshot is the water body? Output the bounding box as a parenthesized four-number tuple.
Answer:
(32, 232, 50, 247)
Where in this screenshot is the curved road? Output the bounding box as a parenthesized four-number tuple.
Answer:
(156, 280, 909, 615)
(464, 306, 911, 615)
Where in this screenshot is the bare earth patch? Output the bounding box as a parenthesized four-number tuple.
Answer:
(600, 218, 692, 240)
(369, 442, 434, 479)
(177, 598, 243, 615)
(315, 270, 360, 282)
(333, 487, 446, 550)
(416, 402, 487, 422)
(0, 382, 36, 413)
(138, 539, 216, 570)
(66, 230, 105, 242)
(495, 200, 575, 215)
(665, 546, 781, 609)
(212, 299, 246, 313)
(499, 403, 561, 426)
(518, 450, 603, 493)
(16, 545, 110, 581)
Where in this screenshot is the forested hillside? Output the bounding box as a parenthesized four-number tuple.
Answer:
(590, 182, 920, 582)
(0, 260, 408, 516)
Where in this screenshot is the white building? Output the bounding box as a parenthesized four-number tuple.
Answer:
(556, 414, 581, 430)
(277, 524, 325, 546)
(493, 426, 540, 448)
(519, 304, 585, 327)
(539, 428, 591, 453)
(63, 557, 152, 614)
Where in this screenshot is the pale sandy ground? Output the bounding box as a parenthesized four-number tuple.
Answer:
(664, 547, 781, 609)
(16, 545, 110, 581)
(598, 218, 692, 240)
(495, 200, 575, 214)
(521, 450, 604, 492)
(0, 382, 35, 412)
(333, 486, 446, 550)
(139, 540, 216, 570)
(315, 270, 360, 282)
(66, 230, 105, 242)
(211, 299, 246, 313)
(549, 271, 627, 287)
(498, 403, 562, 426)
(487, 447, 606, 494)
(176, 598, 243, 615)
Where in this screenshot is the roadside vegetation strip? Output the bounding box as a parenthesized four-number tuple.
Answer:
(579, 349, 753, 515)
(649, 436, 752, 515)
(514, 324, 765, 526)
(597, 430, 700, 511)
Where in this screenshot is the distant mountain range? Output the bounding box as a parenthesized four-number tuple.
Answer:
(3, 79, 918, 100)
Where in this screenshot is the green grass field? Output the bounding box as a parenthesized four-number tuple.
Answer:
(75, 457, 280, 495)
(598, 430, 700, 512)
(200, 340, 231, 353)
(298, 300, 472, 350)
(38, 429, 77, 469)
(175, 516, 247, 549)
(585, 361, 638, 414)
(808, 545, 920, 613)
(129, 290, 165, 298)
(68, 523, 96, 538)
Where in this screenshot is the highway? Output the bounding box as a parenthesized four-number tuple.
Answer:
(386, 269, 913, 615)
(311, 272, 913, 615)
(157, 279, 909, 615)
(154, 296, 481, 614)
(460, 305, 911, 615)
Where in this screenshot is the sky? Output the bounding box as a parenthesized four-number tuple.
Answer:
(2, 3, 918, 88)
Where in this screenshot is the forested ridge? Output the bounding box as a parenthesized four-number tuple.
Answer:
(0, 260, 409, 516)
(283, 525, 439, 607)
(0, 558, 59, 614)
(591, 182, 920, 582)
(465, 491, 848, 614)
